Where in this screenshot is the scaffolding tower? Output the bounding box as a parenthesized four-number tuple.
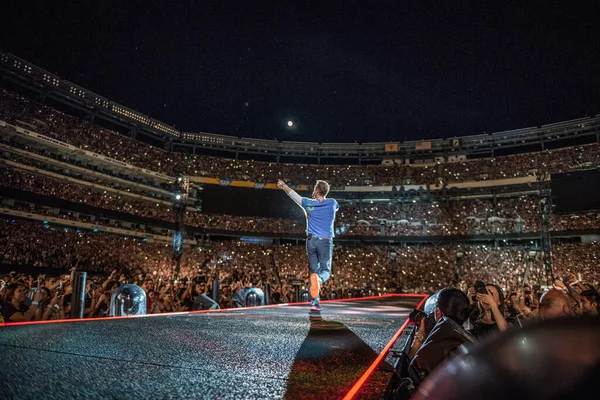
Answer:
(172, 176, 190, 279)
(537, 169, 554, 284)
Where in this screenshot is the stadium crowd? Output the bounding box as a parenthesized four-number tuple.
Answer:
(1, 90, 599, 391)
(0, 198, 184, 239)
(1, 217, 598, 323)
(0, 135, 171, 191)
(2, 89, 600, 188)
(0, 164, 178, 222)
(2, 77, 599, 400)
(0, 149, 171, 200)
(2, 88, 600, 241)
(1, 163, 599, 236)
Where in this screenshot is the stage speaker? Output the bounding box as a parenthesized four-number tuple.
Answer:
(291, 279, 303, 302)
(263, 283, 271, 305)
(110, 284, 146, 316)
(300, 290, 310, 302)
(71, 271, 87, 319)
(246, 292, 260, 307)
(232, 288, 265, 307)
(193, 294, 220, 310)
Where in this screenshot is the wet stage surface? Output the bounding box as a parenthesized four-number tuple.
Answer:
(0, 295, 424, 399)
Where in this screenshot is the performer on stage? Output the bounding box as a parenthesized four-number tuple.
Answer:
(277, 179, 339, 311)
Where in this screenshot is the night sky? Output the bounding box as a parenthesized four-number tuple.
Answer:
(1, 1, 599, 143)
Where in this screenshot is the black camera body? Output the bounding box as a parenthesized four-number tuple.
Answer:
(474, 280, 487, 295)
(409, 309, 428, 325)
(471, 280, 488, 303)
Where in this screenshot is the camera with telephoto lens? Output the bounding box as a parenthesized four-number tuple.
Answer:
(409, 309, 428, 325)
(471, 280, 487, 302)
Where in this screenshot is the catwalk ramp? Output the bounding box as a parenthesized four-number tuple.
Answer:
(0, 295, 426, 400)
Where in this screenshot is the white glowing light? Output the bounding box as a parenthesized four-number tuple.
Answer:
(287, 120, 294, 127)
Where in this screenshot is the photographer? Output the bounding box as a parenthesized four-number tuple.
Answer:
(510, 289, 536, 322)
(41, 290, 66, 321)
(410, 288, 477, 377)
(407, 315, 430, 360)
(1, 283, 43, 323)
(468, 282, 509, 339)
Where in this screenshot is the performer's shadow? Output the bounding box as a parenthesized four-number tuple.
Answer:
(284, 310, 380, 399)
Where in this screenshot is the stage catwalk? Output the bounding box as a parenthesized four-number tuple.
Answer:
(0, 295, 425, 400)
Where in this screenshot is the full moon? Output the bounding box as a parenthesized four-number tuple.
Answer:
(287, 120, 294, 127)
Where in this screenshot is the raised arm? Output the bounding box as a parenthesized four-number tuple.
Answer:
(277, 179, 303, 207)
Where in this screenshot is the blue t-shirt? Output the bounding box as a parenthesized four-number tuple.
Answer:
(301, 197, 339, 238)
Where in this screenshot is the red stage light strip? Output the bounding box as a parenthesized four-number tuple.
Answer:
(342, 294, 428, 400)
(0, 310, 191, 327)
(320, 293, 423, 303)
(0, 293, 425, 327)
(0, 303, 291, 327)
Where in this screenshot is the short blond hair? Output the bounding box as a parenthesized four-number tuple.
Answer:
(314, 180, 330, 197)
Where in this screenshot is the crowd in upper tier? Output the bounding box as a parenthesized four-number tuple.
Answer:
(2, 162, 600, 236)
(2, 88, 599, 238)
(2, 89, 600, 188)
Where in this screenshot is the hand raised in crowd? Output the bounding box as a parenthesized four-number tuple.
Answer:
(476, 292, 497, 308)
(33, 290, 44, 303)
(92, 287, 102, 299)
(553, 279, 567, 292)
(467, 287, 476, 304)
(97, 294, 108, 307)
(49, 294, 61, 307)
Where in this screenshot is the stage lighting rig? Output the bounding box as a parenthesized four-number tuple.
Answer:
(172, 176, 190, 210)
(172, 176, 189, 278)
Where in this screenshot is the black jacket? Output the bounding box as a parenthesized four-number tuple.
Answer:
(410, 316, 476, 377)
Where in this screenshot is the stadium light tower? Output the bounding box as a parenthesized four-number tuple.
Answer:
(537, 168, 554, 285)
(172, 176, 190, 279)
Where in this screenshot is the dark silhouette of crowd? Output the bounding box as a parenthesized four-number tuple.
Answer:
(401, 267, 599, 398)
